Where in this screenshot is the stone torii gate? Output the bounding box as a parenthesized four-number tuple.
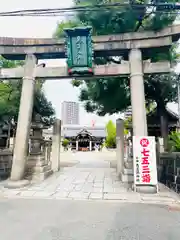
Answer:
(0, 24, 180, 191)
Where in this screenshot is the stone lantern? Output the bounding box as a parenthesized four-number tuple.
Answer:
(26, 114, 53, 182)
(30, 114, 44, 154)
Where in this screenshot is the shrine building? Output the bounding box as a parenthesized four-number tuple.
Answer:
(62, 125, 106, 151)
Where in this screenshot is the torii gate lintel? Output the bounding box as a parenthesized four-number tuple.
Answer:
(0, 24, 180, 60)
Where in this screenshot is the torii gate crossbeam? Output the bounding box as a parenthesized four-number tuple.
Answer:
(0, 61, 171, 80)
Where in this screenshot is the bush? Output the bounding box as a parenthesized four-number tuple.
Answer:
(105, 120, 116, 148)
(168, 132, 180, 152)
(105, 136, 116, 148)
(62, 138, 69, 148)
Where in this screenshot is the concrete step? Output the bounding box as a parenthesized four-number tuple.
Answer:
(123, 168, 133, 175)
(26, 169, 53, 183)
(124, 160, 133, 169)
(122, 167, 134, 183)
(122, 173, 134, 183)
(26, 165, 51, 174)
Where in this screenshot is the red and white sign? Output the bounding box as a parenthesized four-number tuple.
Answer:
(133, 136, 158, 186)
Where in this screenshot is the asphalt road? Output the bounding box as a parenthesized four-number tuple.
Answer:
(0, 198, 179, 240)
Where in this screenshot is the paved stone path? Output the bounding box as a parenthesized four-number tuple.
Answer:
(0, 152, 179, 205)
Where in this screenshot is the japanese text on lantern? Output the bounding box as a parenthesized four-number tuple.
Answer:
(140, 138, 150, 183)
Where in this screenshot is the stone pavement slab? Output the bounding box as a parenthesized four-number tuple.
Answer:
(104, 193, 130, 200)
(3, 190, 21, 197)
(19, 191, 36, 197)
(92, 187, 103, 193)
(33, 191, 54, 198)
(53, 191, 69, 199)
(68, 192, 90, 199)
(89, 193, 103, 199)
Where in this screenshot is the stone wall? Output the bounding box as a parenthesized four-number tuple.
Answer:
(0, 137, 52, 182)
(0, 149, 12, 180)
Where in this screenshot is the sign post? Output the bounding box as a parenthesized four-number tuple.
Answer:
(64, 27, 94, 76)
(132, 136, 158, 193)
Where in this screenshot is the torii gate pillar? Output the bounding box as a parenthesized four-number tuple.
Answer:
(129, 48, 148, 136)
(5, 54, 36, 188)
(129, 49, 157, 193)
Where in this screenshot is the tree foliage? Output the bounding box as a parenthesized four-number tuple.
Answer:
(105, 120, 116, 148)
(0, 81, 20, 121)
(62, 138, 70, 147)
(0, 56, 24, 68)
(54, 0, 179, 112)
(54, 0, 180, 147)
(168, 131, 180, 152)
(0, 56, 55, 126)
(33, 87, 55, 126)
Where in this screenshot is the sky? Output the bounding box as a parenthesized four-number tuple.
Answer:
(0, 0, 179, 126)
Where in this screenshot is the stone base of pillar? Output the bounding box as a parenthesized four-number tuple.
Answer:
(132, 185, 158, 194)
(110, 160, 117, 168)
(121, 168, 134, 183)
(25, 153, 53, 182)
(4, 179, 30, 189)
(121, 157, 134, 183)
(124, 159, 133, 169)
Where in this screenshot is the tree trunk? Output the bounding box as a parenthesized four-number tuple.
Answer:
(157, 104, 169, 151)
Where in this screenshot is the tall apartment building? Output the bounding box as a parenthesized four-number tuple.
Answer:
(61, 101, 79, 125)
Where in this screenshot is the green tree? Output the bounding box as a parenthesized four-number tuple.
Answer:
(105, 120, 116, 148)
(0, 56, 55, 126)
(32, 86, 55, 126)
(62, 138, 70, 148)
(168, 131, 180, 152)
(54, 0, 179, 149)
(0, 56, 24, 68)
(145, 73, 178, 148)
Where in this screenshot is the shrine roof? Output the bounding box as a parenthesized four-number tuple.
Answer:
(147, 107, 178, 125)
(62, 125, 106, 138)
